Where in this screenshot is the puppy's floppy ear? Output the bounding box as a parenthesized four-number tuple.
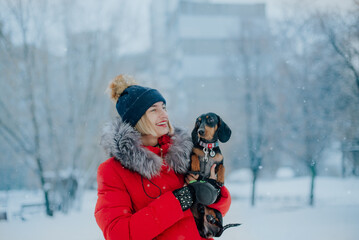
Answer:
(192, 122, 199, 143)
(217, 115, 231, 143)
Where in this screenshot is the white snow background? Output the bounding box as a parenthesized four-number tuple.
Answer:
(1, 175, 358, 240)
(1, 0, 358, 239)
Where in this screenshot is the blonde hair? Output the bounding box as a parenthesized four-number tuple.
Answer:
(135, 114, 174, 137)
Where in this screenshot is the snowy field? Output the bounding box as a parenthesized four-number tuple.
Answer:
(0, 176, 358, 240)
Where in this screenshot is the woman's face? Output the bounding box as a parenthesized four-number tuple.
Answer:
(145, 101, 169, 137)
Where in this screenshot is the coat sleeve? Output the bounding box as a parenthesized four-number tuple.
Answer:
(208, 185, 231, 217)
(94, 160, 186, 240)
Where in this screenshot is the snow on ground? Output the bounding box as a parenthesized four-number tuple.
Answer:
(0, 177, 358, 240)
(0, 191, 103, 240)
(224, 177, 359, 240)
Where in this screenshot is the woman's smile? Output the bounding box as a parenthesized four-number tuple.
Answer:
(156, 121, 168, 127)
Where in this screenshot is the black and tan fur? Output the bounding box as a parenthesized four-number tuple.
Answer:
(190, 113, 232, 238)
(190, 112, 231, 185)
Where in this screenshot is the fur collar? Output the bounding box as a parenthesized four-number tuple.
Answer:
(101, 117, 193, 179)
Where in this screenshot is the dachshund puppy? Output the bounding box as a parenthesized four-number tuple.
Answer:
(190, 112, 231, 185)
(189, 112, 238, 238)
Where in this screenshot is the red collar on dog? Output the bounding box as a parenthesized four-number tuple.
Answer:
(198, 140, 219, 149)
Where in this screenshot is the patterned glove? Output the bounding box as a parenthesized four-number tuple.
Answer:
(173, 186, 194, 211)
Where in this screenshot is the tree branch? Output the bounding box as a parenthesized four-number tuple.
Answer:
(319, 16, 359, 91)
(0, 119, 33, 155)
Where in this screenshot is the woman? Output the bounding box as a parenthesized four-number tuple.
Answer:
(95, 75, 231, 240)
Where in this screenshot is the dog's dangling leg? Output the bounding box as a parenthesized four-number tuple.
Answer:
(191, 153, 201, 172)
(216, 164, 225, 185)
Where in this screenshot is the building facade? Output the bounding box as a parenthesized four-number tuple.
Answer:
(150, 0, 267, 125)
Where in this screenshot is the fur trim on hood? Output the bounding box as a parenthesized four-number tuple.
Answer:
(100, 117, 193, 179)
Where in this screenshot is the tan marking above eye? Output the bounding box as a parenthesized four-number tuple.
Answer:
(206, 115, 209, 118)
(198, 118, 201, 121)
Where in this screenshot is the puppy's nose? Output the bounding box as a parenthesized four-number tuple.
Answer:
(198, 129, 205, 136)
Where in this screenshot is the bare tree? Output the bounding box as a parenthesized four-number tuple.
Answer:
(0, 0, 55, 215)
(318, 2, 359, 177)
(235, 18, 273, 206)
(272, 13, 347, 205)
(1, 0, 145, 216)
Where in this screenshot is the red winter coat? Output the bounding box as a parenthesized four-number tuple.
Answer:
(95, 118, 231, 240)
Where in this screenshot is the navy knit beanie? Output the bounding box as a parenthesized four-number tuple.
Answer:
(116, 85, 166, 127)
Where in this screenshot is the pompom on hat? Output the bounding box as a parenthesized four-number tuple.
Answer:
(107, 75, 166, 127)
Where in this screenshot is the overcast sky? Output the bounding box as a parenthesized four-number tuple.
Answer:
(211, 0, 355, 19)
(1, 0, 355, 56)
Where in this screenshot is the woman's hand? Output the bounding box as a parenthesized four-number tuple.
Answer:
(185, 164, 217, 185)
(185, 173, 199, 185)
